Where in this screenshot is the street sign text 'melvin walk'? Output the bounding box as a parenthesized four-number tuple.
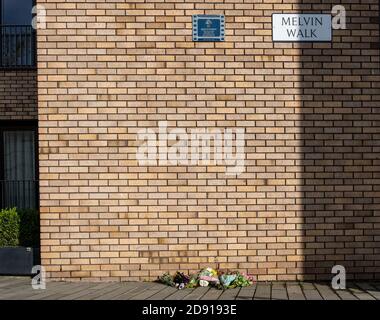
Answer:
(272, 13, 332, 42)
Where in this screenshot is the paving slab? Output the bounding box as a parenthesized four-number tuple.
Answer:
(253, 283, 271, 300)
(354, 283, 380, 300)
(165, 288, 195, 300)
(129, 283, 167, 300)
(146, 285, 178, 300)
(201, 288, 224, 300)
(271, 282, 287, 300)
(272, 289, 288, 300)
(12, 281, 80, 300)
(302, 288, 323, 300)
(0, 277, 378, 300)
(183, 287, 210, 300)
(218, 287, 240, 300)
(314, 283, 340, 300)
(334, 289, 358, 300)
(235, 285, 256, 300)
(347, 283, 376, 301)
(286, 283, 306, 300)
(0, 277, 29, 289)
(73, 283, 123, 300)
(113, 282, 153, 300)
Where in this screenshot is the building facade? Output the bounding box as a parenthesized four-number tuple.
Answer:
(1, 0, 379, 282)
(0, 0, 38, 213)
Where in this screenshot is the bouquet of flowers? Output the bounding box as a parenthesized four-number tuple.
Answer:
(158, 268, 256, 290)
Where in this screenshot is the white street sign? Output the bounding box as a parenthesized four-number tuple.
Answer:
(272, 14, 332, 42)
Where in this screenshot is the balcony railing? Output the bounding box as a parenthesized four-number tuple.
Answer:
(0, 180, 38, 210)
(0, 25, 36, 69)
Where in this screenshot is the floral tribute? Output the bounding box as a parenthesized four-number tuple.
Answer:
(158, 268, 256, 290)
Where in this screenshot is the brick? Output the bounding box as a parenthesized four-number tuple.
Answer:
(30, 0, 380, 282)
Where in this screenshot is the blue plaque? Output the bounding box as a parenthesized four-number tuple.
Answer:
(193, 15, 225, 42)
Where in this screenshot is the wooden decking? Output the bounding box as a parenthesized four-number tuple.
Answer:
(0, 277, 379, 300)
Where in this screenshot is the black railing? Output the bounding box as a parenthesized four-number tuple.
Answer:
(0, 180, 38, 209)
(0, 25, 36, 68)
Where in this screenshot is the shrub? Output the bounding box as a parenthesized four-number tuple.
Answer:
(18, 209, 40, 248)
(0, 208, 40, 248)
(0, 208, 20, 247)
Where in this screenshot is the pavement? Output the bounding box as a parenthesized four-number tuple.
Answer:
(0, 277, 379, 300)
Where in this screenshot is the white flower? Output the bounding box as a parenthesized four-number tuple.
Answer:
(199, 280, 209, 287)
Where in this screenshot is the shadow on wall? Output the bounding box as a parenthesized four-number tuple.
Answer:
(299, 1, 380, 281)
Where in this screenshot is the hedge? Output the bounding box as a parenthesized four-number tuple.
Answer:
(0, 208, 20, 247)
(0, 208, 39, 248)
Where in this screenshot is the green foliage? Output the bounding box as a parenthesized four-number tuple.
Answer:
(0, 208, 40, 248)
(158, 273, 175, 287)
(186, 275, 199, 289)
(229, 273, 252, 288)
(158, 269, 255, 290)
(0, 208, 20, 247)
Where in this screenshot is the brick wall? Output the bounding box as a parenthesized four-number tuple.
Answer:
(0, 70, 37, 120)
(37, 0, 380, 281)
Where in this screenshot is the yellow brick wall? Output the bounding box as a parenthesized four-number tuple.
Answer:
(0, 70, 37, 120)
(37, 0, 380, 281)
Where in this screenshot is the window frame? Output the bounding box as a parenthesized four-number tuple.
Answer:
(0, 120, 39, 209)
(0, 0, 37, 70)
(0, 0, 36, 25)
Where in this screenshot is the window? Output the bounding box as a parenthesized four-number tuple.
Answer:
(0, 0, 36, 68)
(1, 0, 34, 25)
(0, 122, 38, 209)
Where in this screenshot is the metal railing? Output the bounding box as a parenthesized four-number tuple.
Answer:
(0, 180, 38, 209)
(0, 25, 36, 68)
